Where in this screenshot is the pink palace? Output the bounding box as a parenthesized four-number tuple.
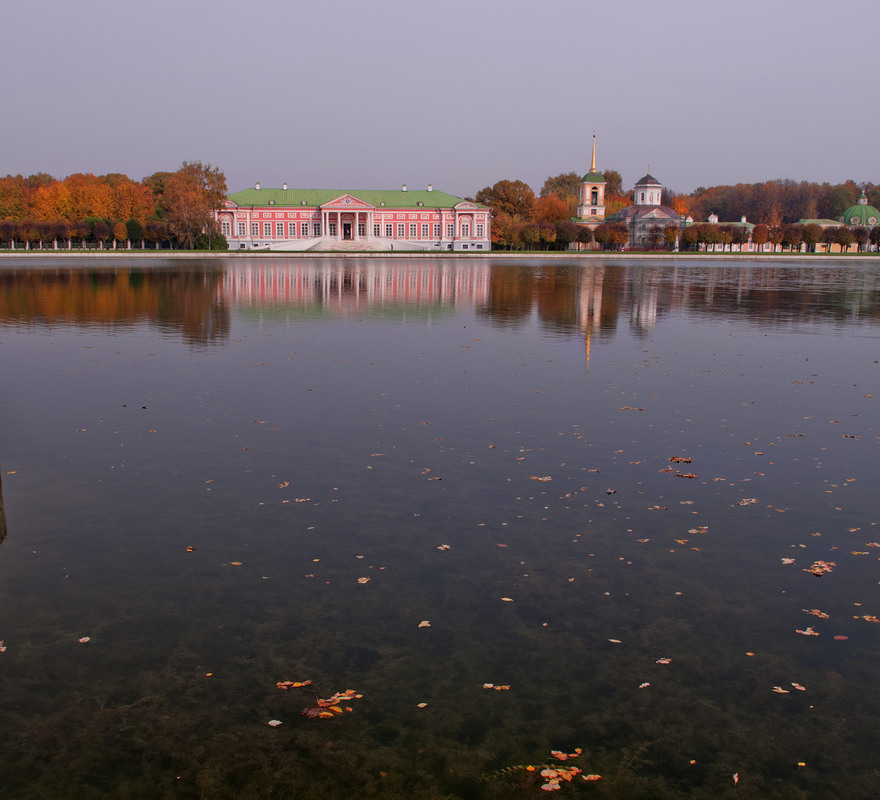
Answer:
(216, 183, 491, 251)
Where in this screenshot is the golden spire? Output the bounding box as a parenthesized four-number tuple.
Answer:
(589, 132, 597, 173)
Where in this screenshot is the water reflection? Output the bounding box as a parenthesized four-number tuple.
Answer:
(0, 261, 878, 347)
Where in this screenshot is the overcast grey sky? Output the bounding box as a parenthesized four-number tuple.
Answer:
(3, 0, 877, 197)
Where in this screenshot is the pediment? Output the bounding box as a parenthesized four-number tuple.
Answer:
(322, 194, 375, 210)
(454, 201, 479, 211)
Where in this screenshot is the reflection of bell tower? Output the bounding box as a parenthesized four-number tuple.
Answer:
(577, 133, 606, 221)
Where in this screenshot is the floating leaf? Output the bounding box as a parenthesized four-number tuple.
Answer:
(267, 719, 283, 727)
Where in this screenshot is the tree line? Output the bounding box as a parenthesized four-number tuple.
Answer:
(0, 162, 227, 250)
(473, 172, 879, 251)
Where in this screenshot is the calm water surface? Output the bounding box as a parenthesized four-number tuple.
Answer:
(0, 257, 878, 799)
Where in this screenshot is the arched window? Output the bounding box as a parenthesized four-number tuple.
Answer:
(591, 188, 598, 205)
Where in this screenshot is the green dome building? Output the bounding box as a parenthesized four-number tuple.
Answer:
(840, 192, 880, 227)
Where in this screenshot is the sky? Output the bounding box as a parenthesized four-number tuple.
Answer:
(3, 0, 878, 198)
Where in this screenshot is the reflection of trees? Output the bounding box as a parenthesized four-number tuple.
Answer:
(478, 262, 880, 337)
(0, 269, 230, 346)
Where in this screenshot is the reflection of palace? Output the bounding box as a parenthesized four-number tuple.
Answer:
(217, 185, 492, 252)
(223, 261, 491, 311)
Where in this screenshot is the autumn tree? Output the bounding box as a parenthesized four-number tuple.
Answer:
(161, 162, 227, 249)
(126, 219, 144, 247)
(519, 223, 540, 250)
(852, 227, 869, 252)
(836, 226, 854, 251)
(112, 221, 128, 247)
(475, 179, 535, 219)
(555, 221, 579, 250)
(781, 224, 804, 251)
(603, 169, 623, 197)
(802, 223, 823, 252)
(91, 220, 110, 248)
(751, 224, 769, 249)
(0, 220, 15, 247)
(540, 172, 580, 212)
(576, 226, 593, 250)
(533, 193, 571, 225)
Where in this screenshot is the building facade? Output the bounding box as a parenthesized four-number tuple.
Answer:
(610, 172, 683, 248)
(217, 184, 491, 252)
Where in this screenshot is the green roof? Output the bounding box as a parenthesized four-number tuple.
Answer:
(227, 187, 485, 209)
(580, 171, 606, 184)
(840, 202, 880, 226)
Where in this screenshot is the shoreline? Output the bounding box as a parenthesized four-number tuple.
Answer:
(0, 250, 877, 263)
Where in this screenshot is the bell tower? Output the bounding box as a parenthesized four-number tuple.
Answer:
(577, 133, 606, 221)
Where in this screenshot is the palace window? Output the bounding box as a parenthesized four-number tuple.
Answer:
(288, 222, 296, 236)
(373, 223, 381, 237)
(221, 221, 230, 236)
(276, 222, 284, 236)
(329, 222, 337, 236)
(433, 223, 441, 238)
(358, 222, 366, 237)
(409, 223, 417, 237)
(421, 223, 429, 238)
(313, 223, 321, 236)
(461, 223, 470, 237)
(251, 222, 259, 237)
(397, 223, 405, 237)
(301, 222, 308, 236)
(263, 222, 272, 236)
(238, 222, 246, 236)
(476, 223, 484, 237)
(447, 223, 455, 237)
(385, 223, 393, 237)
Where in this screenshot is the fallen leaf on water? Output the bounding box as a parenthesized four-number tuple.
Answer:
(78, 637, 91, 643)
(639, 682, 650, 688)
(500, 597, 514, 602)
(267, 720, 283, 727)
(608, 639, 622, 644)
(357, 577, 370, 584)
(656, 658, 671, 664)
(772, 686, 790, 693)
(796, 627, 820, 636)
(530, 476, 552, 482)
(804, 560, 835, 576)
(791, 683, 806, 691)
(229, 561, 243, 566)
(418, 620, 431, 628)
(417, 702, 427, 708)
(186, 546, 196, 552)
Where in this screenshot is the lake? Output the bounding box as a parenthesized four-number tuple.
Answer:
(0, 256, 878, 799)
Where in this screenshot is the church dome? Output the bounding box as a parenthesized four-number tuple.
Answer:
(841, 193, 880, 226)
(581, 171, 606, 183)
(634, 173, 661, 187)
